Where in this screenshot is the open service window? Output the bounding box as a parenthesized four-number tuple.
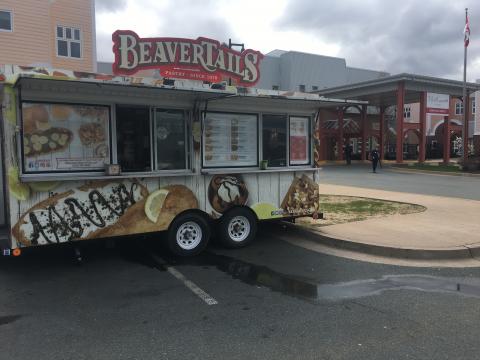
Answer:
(21, 102, 110, 173)
(154, 109, 188, 170)
(262, 114, 287, 167)
(202, 112, 258, 168)
(116, 105, 151, 172)
(261, 114, 311, 168)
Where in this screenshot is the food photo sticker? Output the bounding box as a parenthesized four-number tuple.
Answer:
(208, 175, 249, 214)
(21, 103, 110, 172)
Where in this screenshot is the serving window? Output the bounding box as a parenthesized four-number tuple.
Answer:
(262, 114, 287, 167)
(261, 114, 311, 168)
(21, 102, 110, 173)
(116, 105, 151, 172)
(154, 109, 187, 170)
(202, 112, 258, 168)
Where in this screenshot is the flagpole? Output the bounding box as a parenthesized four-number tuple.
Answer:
(462, 7, 468, 164)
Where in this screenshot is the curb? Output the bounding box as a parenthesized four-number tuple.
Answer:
(283, 223, 480, 261)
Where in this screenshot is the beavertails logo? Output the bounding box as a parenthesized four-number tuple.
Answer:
(112, 30, 264, 86)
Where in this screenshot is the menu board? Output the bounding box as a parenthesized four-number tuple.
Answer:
(289, 116, 310, 165)
(203, 113, 257, 167)
(22, 103, 110, 172)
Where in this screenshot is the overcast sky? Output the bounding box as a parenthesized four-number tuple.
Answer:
(95, 0, 480, 81)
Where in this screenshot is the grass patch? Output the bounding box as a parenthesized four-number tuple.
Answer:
(298, 194, 426, 227)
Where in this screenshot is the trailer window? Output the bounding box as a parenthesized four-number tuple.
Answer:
(155, 109, 187, 170)
(116, 106, 151, 172)
(203, 112, 258, 168)
(289, 116, 310, 165)
(262, 114, 287, 167)
(21, 102, 110, 173)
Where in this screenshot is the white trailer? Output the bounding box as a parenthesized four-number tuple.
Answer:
(0, 65, 359, 256)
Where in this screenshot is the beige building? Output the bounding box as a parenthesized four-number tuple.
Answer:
(0, 0, 96, 72)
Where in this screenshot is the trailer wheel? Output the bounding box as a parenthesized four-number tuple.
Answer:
(218, 207, 257, 248)
(168, 213, 211, 256)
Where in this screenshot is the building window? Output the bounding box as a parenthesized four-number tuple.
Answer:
(455, 101, 464, 115)
(472, 98, 476, 114)
(272, 85, 279, 90)
(0, 10, 12, 31)
(56, 25, 81, 58)
(298, 84, 306, 93)
(403, 106, 411, 119)
(312, 85, 319, 91)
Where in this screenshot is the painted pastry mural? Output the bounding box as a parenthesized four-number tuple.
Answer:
(281, 175, 320, 217)
(11, 180, 199, 246)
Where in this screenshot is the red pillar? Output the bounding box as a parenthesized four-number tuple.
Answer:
(379, 106, 385, 160)
(419, 92, 427, 163)
(361, 105, 367, 161)
(443, 114, 450, 164)
(318, 110, 326, 162)
(396, 81, 405, 163)
(337, 108, 344, 161)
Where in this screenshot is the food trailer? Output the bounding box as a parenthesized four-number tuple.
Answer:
(0, 63, 360, 257)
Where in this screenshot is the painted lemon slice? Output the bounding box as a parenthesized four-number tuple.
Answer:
(8, 166, 30, 201)
(29, 181, 60, 192)
(252, 202, 283, 220)
(144, 189, 169, 223)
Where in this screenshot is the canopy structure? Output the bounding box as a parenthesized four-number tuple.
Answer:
(316, 73, 480, 163)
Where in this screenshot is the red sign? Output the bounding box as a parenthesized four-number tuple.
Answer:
(112, 30, 263, 86)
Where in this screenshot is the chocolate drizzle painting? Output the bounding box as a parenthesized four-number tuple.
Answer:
(13, 180, 148, 246)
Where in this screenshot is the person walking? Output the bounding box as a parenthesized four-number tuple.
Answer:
(370, 148, 380, 173)
(344, 143, 353, 165)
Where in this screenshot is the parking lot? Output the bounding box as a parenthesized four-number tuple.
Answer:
(2, 221, 480, 360)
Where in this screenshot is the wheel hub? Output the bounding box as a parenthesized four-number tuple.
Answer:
(176, 221, 202, 250)
(228, 215, 250, 242)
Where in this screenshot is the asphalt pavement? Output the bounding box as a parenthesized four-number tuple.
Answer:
(2, 225, 480, 360)
(319, 163, 480, 200)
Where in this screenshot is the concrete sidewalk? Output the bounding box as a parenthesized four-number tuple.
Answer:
(303, 184, 480, 260)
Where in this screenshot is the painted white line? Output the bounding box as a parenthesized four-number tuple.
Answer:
(151, 253, 218, 305)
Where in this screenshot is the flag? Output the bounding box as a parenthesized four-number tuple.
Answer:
(464, 13, 470, 47)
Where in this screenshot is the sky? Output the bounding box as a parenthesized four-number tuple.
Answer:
(95, 0, 480, 82)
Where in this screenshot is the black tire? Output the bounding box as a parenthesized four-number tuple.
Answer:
(168, 213, 211, 256)
(218, 207, 257, 249)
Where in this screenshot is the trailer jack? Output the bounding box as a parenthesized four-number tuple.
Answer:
(73, 246, 83, 265)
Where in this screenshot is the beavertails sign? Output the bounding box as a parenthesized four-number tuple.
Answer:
(112, 30, 263, 86)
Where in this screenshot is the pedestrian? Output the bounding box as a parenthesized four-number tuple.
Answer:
(345, 143, 353, 165)
(370, 148, 380, 173)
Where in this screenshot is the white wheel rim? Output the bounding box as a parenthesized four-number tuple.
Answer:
(176, 221, 202, 250)
(228, 216, 250, 242)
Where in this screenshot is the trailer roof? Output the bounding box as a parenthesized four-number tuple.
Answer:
(1, 64, 366, 109)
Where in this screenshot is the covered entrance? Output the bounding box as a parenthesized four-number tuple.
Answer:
(316, 74, 480, 164)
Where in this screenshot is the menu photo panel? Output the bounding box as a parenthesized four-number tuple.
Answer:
(22, 102, 110, 173)
(289, 116, 310, 165)
(203, 112, 258, 168)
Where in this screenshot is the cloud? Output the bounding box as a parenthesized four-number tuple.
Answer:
(95, 0, 128, 12)
(276, 0, 480, 80)
(95, 0, 236, 61)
